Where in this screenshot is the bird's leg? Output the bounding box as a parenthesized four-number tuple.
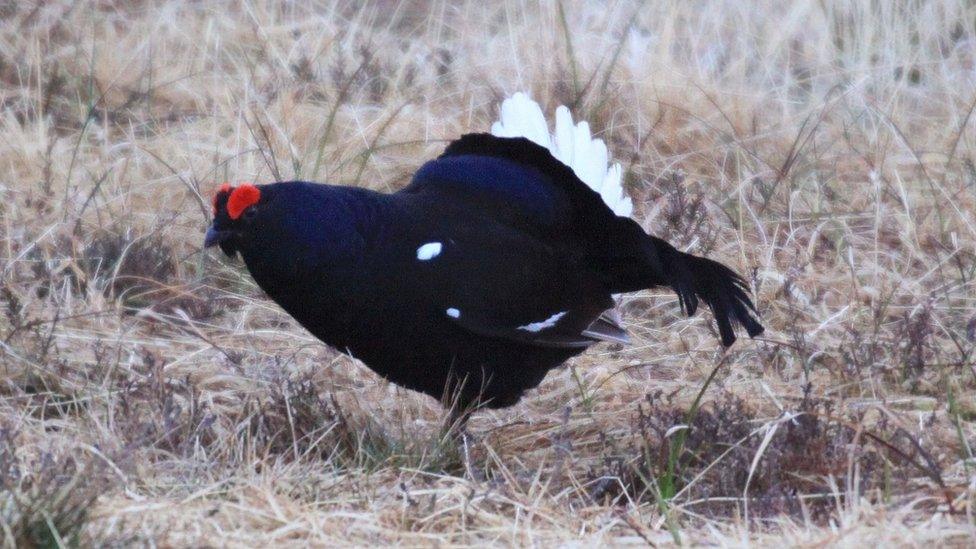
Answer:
(442, 400, 472, 440)
(442, 403, 487, 481)
(440, 373, 475, 440)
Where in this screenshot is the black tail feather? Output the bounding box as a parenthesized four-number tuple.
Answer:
(658, 243, 764, 346)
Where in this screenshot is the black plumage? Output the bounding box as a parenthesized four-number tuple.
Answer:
(205, 134, 763, 415)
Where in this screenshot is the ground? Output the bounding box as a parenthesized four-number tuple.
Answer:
(1, 1, 975, 546)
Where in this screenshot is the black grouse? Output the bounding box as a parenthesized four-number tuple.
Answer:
(204, 98, 763, 422)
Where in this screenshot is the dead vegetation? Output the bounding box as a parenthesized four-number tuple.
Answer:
(1, 0, 975, 545)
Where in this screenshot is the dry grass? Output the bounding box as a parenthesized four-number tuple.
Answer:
(1, 0, 975, 546)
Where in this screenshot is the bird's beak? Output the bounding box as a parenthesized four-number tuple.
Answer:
(204, 226, 233, 248)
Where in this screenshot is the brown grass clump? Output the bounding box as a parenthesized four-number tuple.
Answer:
(593, 391, 942, 521)
(1, 0, 975, 545)
(0, 427, 119, 547)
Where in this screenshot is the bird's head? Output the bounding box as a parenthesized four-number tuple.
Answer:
(204, 183, 265, 257)
(204, 180, 366, 285)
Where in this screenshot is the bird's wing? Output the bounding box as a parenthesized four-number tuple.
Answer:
(396, 130, 645, 350)
(398, 133, 660, 301)
(447, 302, 619, 349)
(426, 237, 620, 349)
(389, 203, 624, 349)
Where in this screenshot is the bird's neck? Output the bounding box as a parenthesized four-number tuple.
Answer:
(241, 186, 390, 299)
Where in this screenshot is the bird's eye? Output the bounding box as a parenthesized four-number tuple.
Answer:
(242, 206, 258, 220)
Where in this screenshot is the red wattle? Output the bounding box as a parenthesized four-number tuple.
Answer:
(227, 184, 260, 219)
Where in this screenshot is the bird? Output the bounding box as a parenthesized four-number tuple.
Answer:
(204, 93, 763, 428)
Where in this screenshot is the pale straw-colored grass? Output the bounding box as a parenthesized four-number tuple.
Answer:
(1, 0, 975, 546)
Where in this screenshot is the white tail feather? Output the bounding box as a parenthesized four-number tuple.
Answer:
(491, 92, 633, 218)
(489, 93, 551, 149)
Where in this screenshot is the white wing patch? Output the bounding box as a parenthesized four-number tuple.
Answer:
(517, 311, 567, 333)
(416, 242, 442, 261)
(491, 92, 633, 218)
(445, 307, 461, 318)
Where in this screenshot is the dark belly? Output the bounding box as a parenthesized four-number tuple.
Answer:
(265, 282, 589, 409)
(343, 325, 585, 408)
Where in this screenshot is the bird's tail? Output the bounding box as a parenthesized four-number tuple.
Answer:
(654, 238, 764, 346)
(491, 93, 763, 346)
(491, 92, 633, 217)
